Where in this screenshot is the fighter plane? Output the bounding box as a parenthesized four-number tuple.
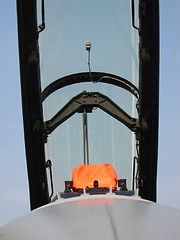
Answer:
(0, 0, 180, 239)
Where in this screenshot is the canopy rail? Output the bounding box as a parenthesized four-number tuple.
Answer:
(44, 91, 140, 135)
(42, 72, 139, 102)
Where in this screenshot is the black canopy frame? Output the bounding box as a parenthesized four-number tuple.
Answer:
(44, 91, 139, 135)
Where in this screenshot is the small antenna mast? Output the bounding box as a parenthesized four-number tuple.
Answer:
(86, 42, 92, 81)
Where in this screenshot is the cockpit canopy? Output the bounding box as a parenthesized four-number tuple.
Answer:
(17, 0, 159, 209)
(37, 1, 139, 198)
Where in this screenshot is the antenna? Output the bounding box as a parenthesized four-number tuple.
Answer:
(86, 42, 92, 82)
(86, 42, 91, 51)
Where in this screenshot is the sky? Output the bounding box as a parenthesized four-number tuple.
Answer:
(0, 0, 180, 227)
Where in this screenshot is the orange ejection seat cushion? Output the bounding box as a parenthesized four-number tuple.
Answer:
(72, 164, 118, 190)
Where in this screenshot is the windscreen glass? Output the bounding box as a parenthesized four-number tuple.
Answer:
(37, 0, 139, 195)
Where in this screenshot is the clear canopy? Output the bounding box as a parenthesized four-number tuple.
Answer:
(37, 0, 139, 195)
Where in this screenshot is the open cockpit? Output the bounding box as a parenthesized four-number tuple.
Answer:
(17, 0, 159, 209)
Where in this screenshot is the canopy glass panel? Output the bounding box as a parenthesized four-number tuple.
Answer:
(37, 0, 139, 196)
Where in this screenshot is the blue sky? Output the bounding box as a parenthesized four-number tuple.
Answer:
(0, 0, 180, 226)
(158, 0, 180, 209)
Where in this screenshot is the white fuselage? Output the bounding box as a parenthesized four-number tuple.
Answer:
(0, 193, 180, 239)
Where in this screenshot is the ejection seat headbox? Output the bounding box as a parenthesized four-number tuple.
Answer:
(72, 164, 118, 190)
